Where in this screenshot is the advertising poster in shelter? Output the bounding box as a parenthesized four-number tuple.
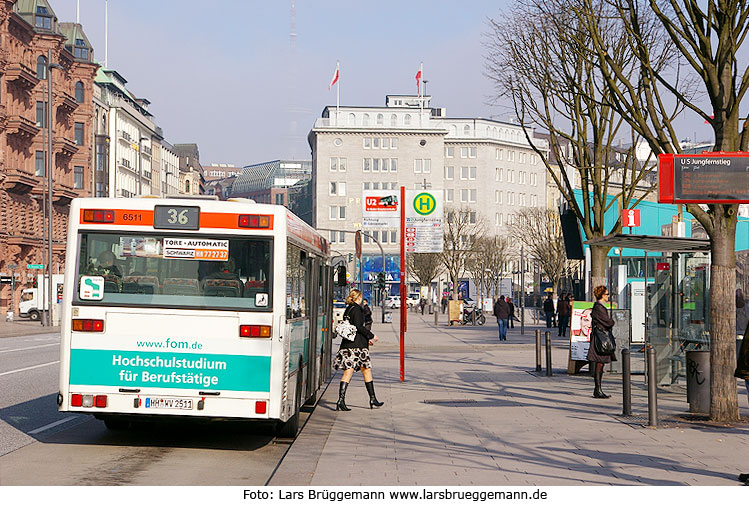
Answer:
(570, 302, 594, 361)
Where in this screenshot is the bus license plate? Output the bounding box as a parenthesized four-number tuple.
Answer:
(145, 398, 193, 410)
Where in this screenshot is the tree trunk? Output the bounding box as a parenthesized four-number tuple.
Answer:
(708, 215, 739, 422)
(589, 245, 609, 298)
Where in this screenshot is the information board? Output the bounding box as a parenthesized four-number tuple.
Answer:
(659, 153, 749, 203)
(362, 190, 400, 228)
(404, 190, 443, 253)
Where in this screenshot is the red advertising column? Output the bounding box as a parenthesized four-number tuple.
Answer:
(400, 185, 406, 382)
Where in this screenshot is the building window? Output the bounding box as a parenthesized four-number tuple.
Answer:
(445, 166, 454, 180)
(276, 193, 285, 205)
(75, 81, 84, 103)
(74, 39, 89, 60)
(460, 147, 468, 158)
(36, 55, 47, 79)
(376, 113, 384, 125)
(413, 159, 430, 174)
(75, 122, 84, 145)
(404, 114, 411, 126)
(373, 137, 380, 149)
(35, 151, 45, 177)
(329, 182, 346, 196)
(363, 158, 371, 172)
(390, 231, 397, 243)
(186, 180, 191, 193)
(363, 138, 371, 149)
(446, 189, 454, 202)
(469, 189, 477, 203)
(36, 101, 47, 127)
(469, 147, 477, 158)
(463, 125, 471, 136)
(74, 166, 84, 189)
(362, 113, 370, 126)
(390, 114, 397, 127)
(35, 6, 52, 29)
(446, 146, 454, 158)
(460, 189, 468, 203)
(390, 138, 398, 149)
(348, 113, 356, 125)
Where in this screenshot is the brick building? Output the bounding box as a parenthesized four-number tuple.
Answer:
(0, 0, 97, 315)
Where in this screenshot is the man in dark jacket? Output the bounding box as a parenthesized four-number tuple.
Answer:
(493, 295, 510, 341)
(543, 293, 555, 328)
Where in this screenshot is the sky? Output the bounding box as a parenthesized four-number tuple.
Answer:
(53, 0, 719, 167)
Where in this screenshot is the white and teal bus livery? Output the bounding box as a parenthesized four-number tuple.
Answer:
(58, 197, 335, 436)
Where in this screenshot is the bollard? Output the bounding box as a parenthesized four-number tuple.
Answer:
(647, 347, 658, 427)
(434, 307, 439, 325)
(545, 331, 552, 376)
(535, 329, 542, 372)
(471, 310, 476, 326)
(621, 348, 632, 416)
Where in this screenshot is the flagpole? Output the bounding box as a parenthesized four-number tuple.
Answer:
(419, 62, 423, 125)
(336, 61, 340, 126)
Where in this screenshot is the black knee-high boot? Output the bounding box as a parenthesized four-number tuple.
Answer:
(365, 381, 384, 408)
(336, 381, 351, 411)
(593, 365, 610, 399)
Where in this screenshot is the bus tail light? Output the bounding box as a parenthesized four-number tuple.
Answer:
(255, 401, 267, 414)
(94, 395, 108, 408)
(72, 319, 104, 332)
(71, 394, 83, 407)
(238, 215, 271, 228)
(240, 325, 271, 338)
(82, 209, 115, 223)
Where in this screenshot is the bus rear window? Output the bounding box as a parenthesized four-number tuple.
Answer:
(75, 233, 272, 311)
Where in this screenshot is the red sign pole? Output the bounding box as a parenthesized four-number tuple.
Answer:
(400, 186, 406, 382)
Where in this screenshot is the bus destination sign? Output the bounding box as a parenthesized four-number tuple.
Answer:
(658, 153, 749, 204)
(153, 205, 201, 231)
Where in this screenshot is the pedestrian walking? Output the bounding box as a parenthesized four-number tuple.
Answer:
(507, 298, 516, 329)
(493, 295, 510, 341)
(420, 298, 426, 315)
(543, 293, 555, 328)
(588, 285, 616, 399)
(333, 289, 384, 411)
(441, 295, 447, 314)
(557, 293, 571, 337)
(362, 298, 373, 331)
(736, 289, 748, 337)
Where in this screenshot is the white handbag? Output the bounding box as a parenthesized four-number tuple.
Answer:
(335, 309, 357, 341)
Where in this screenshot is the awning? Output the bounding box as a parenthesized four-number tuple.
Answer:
(584, 234, 711, 253)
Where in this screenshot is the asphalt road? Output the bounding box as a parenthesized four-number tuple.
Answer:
(0, 331, 312, 485)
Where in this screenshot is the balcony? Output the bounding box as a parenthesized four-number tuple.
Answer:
(54, 136, 79, 158)
(6, 115, 40, 139)
(5, 63, 40, 91)
(3, 168, 37, 194)
(57, 90, 78, 114)
(53, 183, 78, 205)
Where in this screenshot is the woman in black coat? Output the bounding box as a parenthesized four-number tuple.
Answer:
(587, 285, 616, 398)
(333, 289, 383, 411)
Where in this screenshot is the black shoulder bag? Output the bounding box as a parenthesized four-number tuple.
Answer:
(593, 325, 616, 356)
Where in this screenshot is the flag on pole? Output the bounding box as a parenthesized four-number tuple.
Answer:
(415, 66, 422, 96)
(329, 62, 340, 90)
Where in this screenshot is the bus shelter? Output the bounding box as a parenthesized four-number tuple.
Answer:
(585, 234, 711, 385)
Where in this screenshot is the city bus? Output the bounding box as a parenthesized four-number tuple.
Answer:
(57, 197, 334, 436)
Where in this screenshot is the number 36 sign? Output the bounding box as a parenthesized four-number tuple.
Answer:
(153, 205, 200, 230)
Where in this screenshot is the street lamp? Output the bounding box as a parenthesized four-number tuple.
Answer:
(45, 51, 64, 327)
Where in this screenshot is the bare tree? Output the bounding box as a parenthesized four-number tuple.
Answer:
(440, 207, 486, 300)
(485, 0, 661, 291)
(510, 208, 571, 295)
(466, 235, 511, 303)
(407, 253, 441, 299)
(570, 0, 749, 422)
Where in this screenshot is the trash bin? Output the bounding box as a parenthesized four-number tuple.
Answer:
(686, 350, 710, 413)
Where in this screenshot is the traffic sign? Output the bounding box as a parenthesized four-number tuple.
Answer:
(355, 230, 362, 257)
(27, 264, 44, 269)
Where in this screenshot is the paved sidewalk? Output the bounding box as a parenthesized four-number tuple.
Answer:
(0, 319, 59, 338)
(271, 310, 749, 486)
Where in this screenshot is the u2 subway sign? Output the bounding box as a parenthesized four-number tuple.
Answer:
(658, 152, 749, 203)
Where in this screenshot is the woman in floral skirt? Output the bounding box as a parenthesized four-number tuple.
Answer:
(334, 289, 384, 411)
